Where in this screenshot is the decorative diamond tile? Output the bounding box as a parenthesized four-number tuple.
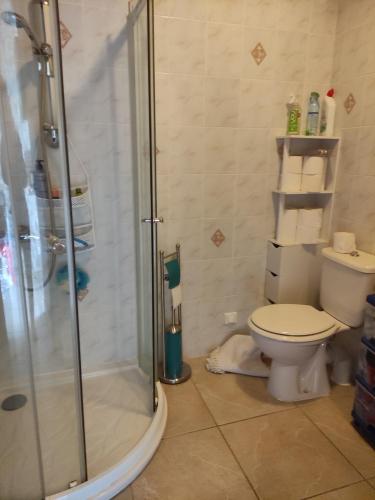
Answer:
(251, 42, 267, 66)
(211, 229, 225, 248)
(344, 93, 356, 114)
(60, 21, 72, 49)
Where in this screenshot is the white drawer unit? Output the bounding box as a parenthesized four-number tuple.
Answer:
(265, 240, 323, 306)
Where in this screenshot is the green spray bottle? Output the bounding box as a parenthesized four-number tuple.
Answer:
(286, 95, 301, 135)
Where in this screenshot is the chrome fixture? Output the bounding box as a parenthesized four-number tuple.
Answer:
(142, 217, 163, 224)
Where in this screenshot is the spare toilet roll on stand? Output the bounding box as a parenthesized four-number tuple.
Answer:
(159, 243, 191, 384)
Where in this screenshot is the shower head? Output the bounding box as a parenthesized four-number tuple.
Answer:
(1, 11, 41, 52)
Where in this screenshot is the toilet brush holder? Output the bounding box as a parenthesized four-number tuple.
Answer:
(159, 245, 191, 385)
(164, 323, 183, 380)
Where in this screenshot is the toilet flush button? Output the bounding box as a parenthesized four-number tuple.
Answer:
(224, 312, 237, 325)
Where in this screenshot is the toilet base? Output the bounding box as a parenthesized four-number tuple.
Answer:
(268, 355, 331, 402)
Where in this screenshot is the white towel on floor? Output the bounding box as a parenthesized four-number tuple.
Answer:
(206, 334, 270, 377)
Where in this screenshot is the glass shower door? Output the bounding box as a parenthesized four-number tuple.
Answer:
(0, 0, 86, 497)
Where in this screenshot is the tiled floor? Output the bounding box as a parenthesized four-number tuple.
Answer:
(117, 357, 375, 500)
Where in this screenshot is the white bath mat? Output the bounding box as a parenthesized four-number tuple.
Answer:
(206, 334, 270, 377)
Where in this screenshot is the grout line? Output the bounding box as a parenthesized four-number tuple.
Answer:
(301, 479, 367, 500)
(162, 423, 217, 441)
(299, 405, 368, 480)
(217, 424, 260, 500)
(189, 371, 261, 500)
(216, 404, 297, 428)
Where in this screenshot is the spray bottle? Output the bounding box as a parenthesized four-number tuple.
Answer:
(320, 88, 336, 136)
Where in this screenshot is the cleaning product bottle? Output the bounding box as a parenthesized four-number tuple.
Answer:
(33, 160, 49, 198)
(320, 88, 336, 136)
(305, 92, 320, 136)
(286, 95, 301, 135)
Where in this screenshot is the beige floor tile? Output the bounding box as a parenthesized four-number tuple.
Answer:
(221, 408, 361, 500)
(300, 395, 375, 478)
(132, 427, 256, 500)
(163, 380, 215, 438)
(189, 357, 293, 425)
(114, 486, 134, 499)
(308, 481, 375, 499)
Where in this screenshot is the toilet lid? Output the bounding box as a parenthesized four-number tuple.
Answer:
(251, 304, 336, 336)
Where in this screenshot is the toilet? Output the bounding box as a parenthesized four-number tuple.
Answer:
(248, 247, 375, 402)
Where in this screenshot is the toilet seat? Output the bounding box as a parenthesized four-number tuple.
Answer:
(249, 304, 339, 343)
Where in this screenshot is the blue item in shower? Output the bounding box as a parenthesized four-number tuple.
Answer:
(56, 264, 90, 298)
(165, 258, 180, 289)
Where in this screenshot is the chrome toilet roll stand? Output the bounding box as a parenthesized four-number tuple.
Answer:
(159, 243, 191, 384)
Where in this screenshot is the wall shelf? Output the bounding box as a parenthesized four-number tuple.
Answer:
(270, 238, 329, 247)
(274, 135, 341, 245)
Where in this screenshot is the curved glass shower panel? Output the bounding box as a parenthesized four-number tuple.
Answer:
(0, 0, 86, 496)
(58, 0, 155, 478)
(0, 85, 43, 500)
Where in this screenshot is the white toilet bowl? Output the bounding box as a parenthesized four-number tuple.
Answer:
(248, 304, 347, 402)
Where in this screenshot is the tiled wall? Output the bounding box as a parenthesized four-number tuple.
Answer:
(332, 0, 375, 253)
(154, 0, 338, 357)
(59, 0, 138, 372)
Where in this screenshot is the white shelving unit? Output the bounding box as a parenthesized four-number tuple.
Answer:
(264, 135, 341, 307)
(273, 135, 341, 246)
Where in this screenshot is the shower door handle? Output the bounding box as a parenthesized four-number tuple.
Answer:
(142, 217, 164, 224)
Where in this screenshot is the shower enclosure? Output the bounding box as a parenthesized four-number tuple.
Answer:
(0, 0, 166, 498)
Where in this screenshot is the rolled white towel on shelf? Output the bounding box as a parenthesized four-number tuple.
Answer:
(333, 232, 356, 254)
(276, 209, 298, 243)
(280, 156, 302, 191)
(296, 225, 321, 244)
(298, 208, 323, 228)
(301, 156, 326, 192)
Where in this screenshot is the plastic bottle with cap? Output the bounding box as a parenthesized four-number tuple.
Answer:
(320, 88, 336, 137)
(286, 94, 301, 135)
(305, 92, 320, 136)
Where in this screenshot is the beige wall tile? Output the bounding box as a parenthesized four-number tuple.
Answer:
(169, 173, 203, 218)
(205, 77, 240, 127)
(238, 79, 274, 128)
(169, 75, 205, 126)
(168, 126, 206, 174)
(203, 174, 235, 217)
(167, 18, 206, 75)
(169, 0, 208, 21)
(206, 0, 246, 25)
(278, 0, 311, 32)
(201, 258, 234, 299)
(243, 0, 280, 30)
(276, 31, 307, 82)
(206, 23, 243, 78)
(204, 127, 237, 173)
(310, 0, 338, 35)
(168, 218, 202, 261)
(235, 129, 270, 173)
